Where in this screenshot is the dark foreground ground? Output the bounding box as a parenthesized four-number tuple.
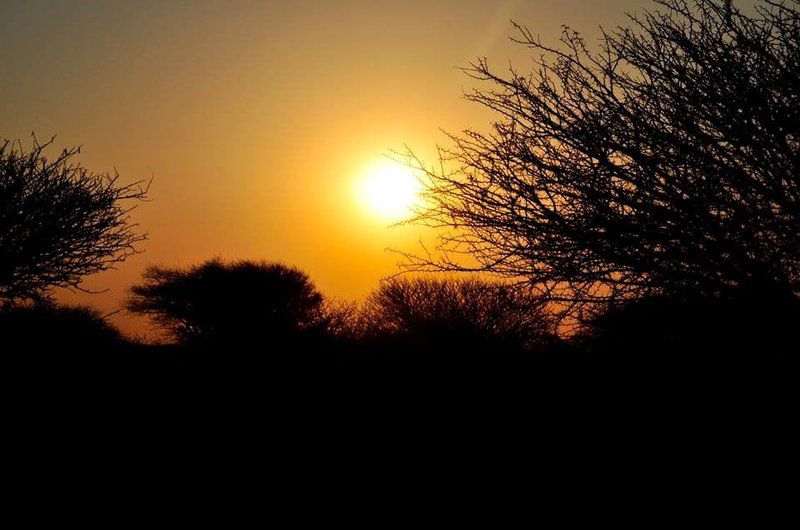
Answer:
(2, 299, 794, 515)
(4, 332, 794, 510)
(6, 337, 795, 415)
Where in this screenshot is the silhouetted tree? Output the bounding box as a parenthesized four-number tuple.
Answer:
(0, 137, 149, 306)
(359, 277, 557, 360)
(126, 259, 325, 349)
(407, 0, 800, 317)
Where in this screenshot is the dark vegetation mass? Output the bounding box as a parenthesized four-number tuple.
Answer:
(1, 1, 798, 408)
(3, 257, 795, 388)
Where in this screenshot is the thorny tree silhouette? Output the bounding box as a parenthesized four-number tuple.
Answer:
(0, 137, 148, 306)
(405, 0, 800, 320)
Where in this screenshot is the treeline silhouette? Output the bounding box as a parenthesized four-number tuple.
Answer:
(3, 258, 796, 397)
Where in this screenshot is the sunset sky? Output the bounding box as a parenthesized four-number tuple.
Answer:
(2, 0, 657, 336)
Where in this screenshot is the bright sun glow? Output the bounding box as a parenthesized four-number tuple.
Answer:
(356, 159, 421, 222)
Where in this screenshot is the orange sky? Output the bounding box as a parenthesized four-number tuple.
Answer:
(2, 0, 656, 337)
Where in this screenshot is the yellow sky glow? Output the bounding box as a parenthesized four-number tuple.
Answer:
(0, 1, 647, 338)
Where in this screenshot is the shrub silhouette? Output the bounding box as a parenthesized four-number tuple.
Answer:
(358, 277, 557, 366)
(315, 299, 362, 343)
(0, 137, 148, 306)
(126, 259, 325, 350)
(0, 303, 125, 362)
(577, 289, 800, 367)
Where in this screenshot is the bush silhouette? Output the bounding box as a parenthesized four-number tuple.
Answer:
(358, 277, 557, 366)
(126, 259, 325, 351)
(577, 289, 800, 367)
(0, 303, 125, 365)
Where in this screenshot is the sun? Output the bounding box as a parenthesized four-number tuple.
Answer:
(356, 159, 421, 222)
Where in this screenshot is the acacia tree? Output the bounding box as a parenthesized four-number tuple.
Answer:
(126, 259, 326, 347)
(407, 0, 800, 317)
(0, 137, 148, 305)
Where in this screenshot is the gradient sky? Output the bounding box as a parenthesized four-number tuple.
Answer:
(2, 0, 666, 337)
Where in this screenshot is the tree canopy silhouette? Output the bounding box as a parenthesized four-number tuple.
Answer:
(0, 137, 148, 306)
(360, 277, 556, 355)
(407, 0, 800, 317)
(126, 259, 325, 348)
